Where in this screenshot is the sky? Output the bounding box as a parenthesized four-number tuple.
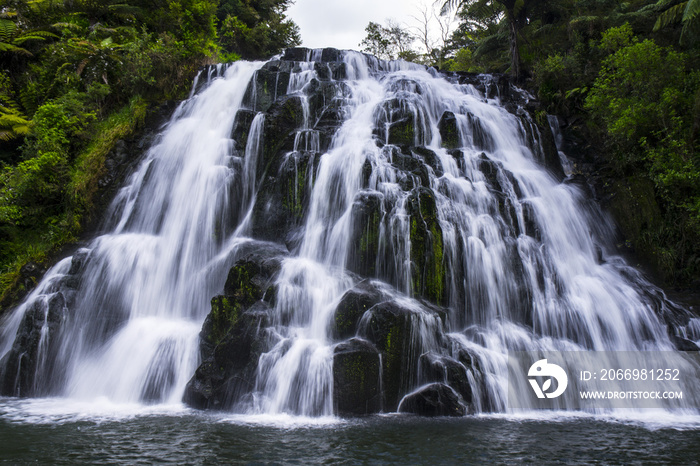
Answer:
(286, 0, 449, 52)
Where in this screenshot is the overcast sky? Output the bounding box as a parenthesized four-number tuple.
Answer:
(286, 0, 450, 51)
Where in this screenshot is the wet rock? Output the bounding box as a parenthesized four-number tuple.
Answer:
(0, 292, 66, 396)
(407, 187, 445, 305)
(373, 97, 428, 147)
(332, 338, 381, 416)
(183, 309, 270, 410)
(260, 95, 305, 177)
(282, 47, 311, 61)
(331, 281, 384, 340)
(348, 191, 384, 278)
(184, 246, 285, 410)
(243, 68, 291, 113)
(438, 111, 459, 149)
(251, 151, 319, 244)
(18, 262, 46, 297)
(412, 146, 443, 177)
(418, 353, 472, 405)
(398, 383, 466, 417)
(392, 150, 431, 189)
(362, 301, 419, 411)
(231, 109, 257, 152)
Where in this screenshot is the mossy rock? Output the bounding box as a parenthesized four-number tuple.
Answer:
(438, 111, 460, 149)
(411, 147, 443, 177)
(231, 109, 256, 152)
(362, 301, 418, 411)
(251, 151, 319, 243)
(260, 95, 305, 178)
(392, 149, 430, 189)
(331, 281, 384, 340)
(407, 187, 446, 305)
(184, 309, 269, 410)
(243, 68, 291, 113)
(465, 112, 495, 152)
(332, 338, 381, 416)
(373, 97, 427, 147)
(348, 191, 385, 278)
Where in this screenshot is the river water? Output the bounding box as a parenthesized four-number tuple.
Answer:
(1, 398, 699, 464)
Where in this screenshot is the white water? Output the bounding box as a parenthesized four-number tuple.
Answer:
(0, 50, 698, 422)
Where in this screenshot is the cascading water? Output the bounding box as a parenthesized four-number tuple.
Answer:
(0, 48, 698, 419)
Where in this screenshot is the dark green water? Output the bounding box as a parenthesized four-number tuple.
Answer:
(2, 399, 700, 465)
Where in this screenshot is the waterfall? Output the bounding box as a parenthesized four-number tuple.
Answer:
(0, 49, 697, 418)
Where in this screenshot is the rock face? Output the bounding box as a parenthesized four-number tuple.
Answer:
(333, 338, 381, 416)
(183, 242, 285, 410)
(0, 249, 88, 397)
(176, 48, 570, 417)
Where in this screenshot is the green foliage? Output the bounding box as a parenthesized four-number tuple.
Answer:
(216, 0, 300, 59)
(0, 0, 300, 307)
(584, 31, 700, 281)
(360, 20, 416, 61)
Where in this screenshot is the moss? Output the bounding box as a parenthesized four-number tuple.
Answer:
(223, 260, 264, 306)
(332, 339, 381, 415)
(438, 111, 459, 149)
(408, 188, 445, 305)
(207, 296, 241, 346)
(388, 117, 415, 146)
(350, 192, 383, 277)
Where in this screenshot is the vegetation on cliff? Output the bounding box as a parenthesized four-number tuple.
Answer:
(0, 0, 299, 306)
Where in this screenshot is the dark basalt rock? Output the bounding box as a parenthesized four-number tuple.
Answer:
(251, 151, 319, 245)
(333, 338, 381, 416)
(0, 292, 66, 397)
(331, 281, 384, 340)
(183, 308, 270, 410)
(184, 243, 286, 410)
(231, 109, 256, 152)
(243, 68, 291, 113)
(360, 300, 443, 411)
(406, 187, 445, 305)
(438, 111, 459, 149)
(347, 192, 385, 279)
(418, 353, 472, 405)
(398, 383, 466, 417)
(411, 146, 443, 177)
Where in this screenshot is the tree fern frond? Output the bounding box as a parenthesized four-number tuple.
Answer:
(0, 19, 17, 43)
(653, 2, 686, 31)
(684, 0, 700, 20)
(0, 43, 32, 56)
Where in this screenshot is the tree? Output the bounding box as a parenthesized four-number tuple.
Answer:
(654, 0, 700, 43)
(216, 0, 301, 59)
(442, 0, 527, 79)
(359, 19, 417, 61)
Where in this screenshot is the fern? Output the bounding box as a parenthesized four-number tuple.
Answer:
(654, 2, 687, 30)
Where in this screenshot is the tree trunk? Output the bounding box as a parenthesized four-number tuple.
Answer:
(506, 9, 520, 81)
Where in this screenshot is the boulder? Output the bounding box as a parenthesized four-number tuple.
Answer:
(332, 338, 382, 416)
(398, 383, 466, 417)
(438, 111, 460, 149)
(331, 281, 384, 340)
(418, 353, 472, 405)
